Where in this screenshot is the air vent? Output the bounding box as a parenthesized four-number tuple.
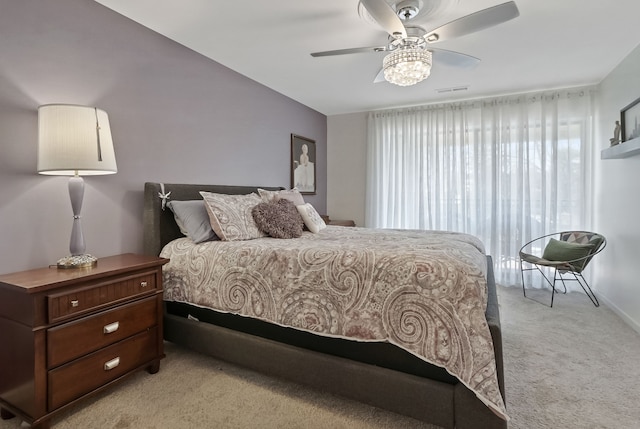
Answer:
(436, 85, 469, 94)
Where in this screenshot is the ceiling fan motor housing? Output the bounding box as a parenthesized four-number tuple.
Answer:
(358, 0, 456, 28)
(396, 0, 420, 20)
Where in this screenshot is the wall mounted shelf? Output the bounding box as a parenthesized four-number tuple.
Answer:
(601, 137, 640, 159)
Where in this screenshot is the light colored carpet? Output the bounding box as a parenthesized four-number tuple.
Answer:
(1, 286, 639, 428)
(501, 286, 640, 429)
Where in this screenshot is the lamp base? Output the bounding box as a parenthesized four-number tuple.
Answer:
(56, 254, 98, 269)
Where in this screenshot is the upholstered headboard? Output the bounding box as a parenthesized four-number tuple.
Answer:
(143, 182, 283, 256)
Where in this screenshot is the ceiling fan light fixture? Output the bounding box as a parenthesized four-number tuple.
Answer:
(383, 48, 432, 86)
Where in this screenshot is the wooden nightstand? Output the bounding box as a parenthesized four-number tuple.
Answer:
(0, 253, 168, 429)
(320, 215, 356, 227)
(327, 219, 356, 227)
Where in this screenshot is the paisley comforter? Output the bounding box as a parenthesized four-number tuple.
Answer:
(160, 226, 507, 419)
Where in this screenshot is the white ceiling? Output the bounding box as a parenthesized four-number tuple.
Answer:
(95, 0, 640, 116)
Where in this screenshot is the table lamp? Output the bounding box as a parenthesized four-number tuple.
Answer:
(37, 104, 118, 268)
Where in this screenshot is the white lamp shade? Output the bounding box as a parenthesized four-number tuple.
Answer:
(37, 104, 117, 176)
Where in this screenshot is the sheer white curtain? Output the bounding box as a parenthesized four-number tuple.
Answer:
(366, 88, 595, 286)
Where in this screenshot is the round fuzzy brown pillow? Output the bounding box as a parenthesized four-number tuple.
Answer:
(252, 199, 304, 239)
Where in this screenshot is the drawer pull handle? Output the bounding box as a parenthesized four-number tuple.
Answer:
(104, 357, 120, 371)
(71, 300, 79, 308)
(103, 322, 120, 334)
(141, 281, 148, 288)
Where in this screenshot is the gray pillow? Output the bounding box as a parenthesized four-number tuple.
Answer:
(252, 199, 304, 239)
(167, 200, 218, 244)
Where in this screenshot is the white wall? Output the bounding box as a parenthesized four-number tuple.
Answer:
(593, 43, 640, 333)
(327, 113, 367, 227)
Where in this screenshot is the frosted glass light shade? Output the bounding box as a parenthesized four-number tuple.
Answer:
(37, 104, 117, 176)
(383, 49, 433, 87)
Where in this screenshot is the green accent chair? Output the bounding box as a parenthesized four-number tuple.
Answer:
(519, 231, 606, 307)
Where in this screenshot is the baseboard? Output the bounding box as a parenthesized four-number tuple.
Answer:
(597, 292, 640, 335)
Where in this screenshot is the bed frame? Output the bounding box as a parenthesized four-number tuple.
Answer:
(143, 182, 507, 429)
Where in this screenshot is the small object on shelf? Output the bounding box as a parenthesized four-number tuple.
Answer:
(609, 120, 621, 146)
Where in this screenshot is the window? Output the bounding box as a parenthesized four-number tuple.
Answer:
(366, 89, 595, 286)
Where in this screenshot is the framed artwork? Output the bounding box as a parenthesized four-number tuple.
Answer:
(621, 97, 640, 142)
(290, 134, 316, 194)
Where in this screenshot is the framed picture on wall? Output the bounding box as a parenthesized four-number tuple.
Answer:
(290, 134, 316, 195)
(621, 96, 640, 142)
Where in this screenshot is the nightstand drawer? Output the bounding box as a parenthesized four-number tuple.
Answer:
(47, 297, 158, 368)
(47, 271, 158, 323)
(48, 327, 158, 411)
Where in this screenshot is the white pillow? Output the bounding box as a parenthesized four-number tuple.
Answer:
(199, 191, 266, 241)
(296, 203, 326, 233)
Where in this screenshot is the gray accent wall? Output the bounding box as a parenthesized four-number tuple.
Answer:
(0, 0, 326, 273)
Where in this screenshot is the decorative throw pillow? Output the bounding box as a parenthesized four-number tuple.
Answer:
(275, 190, 305, 206)
(542, 238, 594, 270)
(258, 188, 305, 206)
(588, 235, 604, 251)
(167, 200, 218, 244)
(199, 191, 266, 241)
(252, 199, 304, 239)
(296, 203, 327, 233)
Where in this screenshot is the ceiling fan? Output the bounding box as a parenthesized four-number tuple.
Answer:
(311, 0, 520, 86)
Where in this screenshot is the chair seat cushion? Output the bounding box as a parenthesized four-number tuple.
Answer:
(541, 238, 594, 270)
(520, 252, 572, 267)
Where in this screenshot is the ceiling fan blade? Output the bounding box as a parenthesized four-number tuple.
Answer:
(424, 1, 519, 43)
(373, 68, 386, 83)
(430, 48, 480, 68)
(311, 46, 387, 57)
(361, 0, 407, 39)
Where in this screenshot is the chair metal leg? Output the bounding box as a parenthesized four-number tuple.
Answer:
(551, 269, 572, 307)
(550, 271, 600, 308)
(572, 272, 600, 307)
(521, 260, 559, 308)
(550, 268, 556, 308)
(520, 259, 527, 298)
(534, 267, 557, 307)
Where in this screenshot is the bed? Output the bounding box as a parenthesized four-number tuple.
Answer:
(142, 182, 507, 429)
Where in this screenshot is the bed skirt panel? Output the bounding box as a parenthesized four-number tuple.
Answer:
(164, 312, 456, 428)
